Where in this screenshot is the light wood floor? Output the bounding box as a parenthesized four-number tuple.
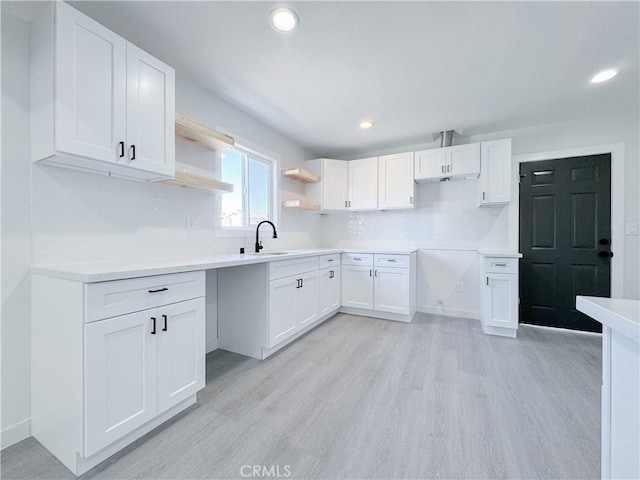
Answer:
(1, 313, 601, 479)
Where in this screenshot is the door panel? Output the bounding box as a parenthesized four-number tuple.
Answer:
(520, 155, 611, 332)
(157, 298, 205, 413)
(126, 43, 175, 177)
(348, 158, 378, 209)
(322, 159, 348, 210)
(480, 139, 512, 204)
(341, 265, 374, 310)
(414, 149, 445, 181)
(328, 269, 341, 311)
(446, 143, 480, 178)
(374, 267, 409, 314)
(84, 310, 157, 456)
(55, 1, 126, 162)
(484, 273, 517, 329)
(378, 152, 414, 208)
(268, 277, 297, 347)
(296, 271, 319, 328)
(318, 269, 332, 316)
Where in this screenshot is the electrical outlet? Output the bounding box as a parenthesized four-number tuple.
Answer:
(456, 282, 464, 293)
(436, 298, 444, 305)
(186, 215, 200, 230)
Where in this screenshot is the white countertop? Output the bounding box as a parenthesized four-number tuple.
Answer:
(32, 249, 343, 283)
(576, 296, 640, 343)
(31, 248, 417, 283)
(478, 251, 523, 258)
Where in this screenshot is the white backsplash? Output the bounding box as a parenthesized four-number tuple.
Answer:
(321, 178, 510, 251)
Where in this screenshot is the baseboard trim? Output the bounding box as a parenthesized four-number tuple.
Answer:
(416, 305, 480, 320)
(1, 418, 30, 450)
(520, 323, 602, 336)
(339, 307, 415, 323)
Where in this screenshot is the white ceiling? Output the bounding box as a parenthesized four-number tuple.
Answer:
(61, 2, 640, 157)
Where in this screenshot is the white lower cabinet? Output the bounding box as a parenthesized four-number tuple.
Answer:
(341, 253, 416, 322)
(268, 271, 318, 348)
(374, 267, 410, 315)
(480, 254, 520, 337)
(31, 271, 206, 475)
(341, 265, 374, 310)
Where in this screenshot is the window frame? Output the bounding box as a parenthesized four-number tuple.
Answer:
(215, 144, 278, 236)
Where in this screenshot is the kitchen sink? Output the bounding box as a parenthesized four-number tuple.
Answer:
(244, 251, 291, 256)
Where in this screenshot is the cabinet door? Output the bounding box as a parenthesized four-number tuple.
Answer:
(378, 152, 415, 209)
(341, 265, 374, 310)
(126, 43, 175, 177)
(157, 298, 205, 414)
(348, 157, 378, 210)
(482, 273, 518, 329)
(322, 159, 349, 210)
(55, 1, 127, 163)
(318, 268, 332, 316)
(374, 267, 410, 315)
(480, 139, 512, 205)
(84, 310, 158, 456)
(414, 149, 445, 181)
(446, 143, 480, 178)
(268, 277, 297, 347)
(296, 271, 319, 328)
(328, 268, 341, 311)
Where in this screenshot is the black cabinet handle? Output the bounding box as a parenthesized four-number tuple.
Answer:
(118, 141, 125, 158)
(148, 287, 168, 293)
(369, 269, 372, 277)
(374, 270, 378, 277)
(296, 279, 301, 288)
(131, 144, 136, 160)
(162, 314, 168, 332)
(300, 278, 303, 288)
(598, 251, 614, 258)
(151, 317, 156, 335)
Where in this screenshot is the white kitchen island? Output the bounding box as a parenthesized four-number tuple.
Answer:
(576, 296, 640, 480)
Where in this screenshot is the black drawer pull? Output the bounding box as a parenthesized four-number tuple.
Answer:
(148, 287, 168, 293)
(151, 317, 156, 335)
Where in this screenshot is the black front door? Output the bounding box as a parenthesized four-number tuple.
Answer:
(519, 154, 612, 332)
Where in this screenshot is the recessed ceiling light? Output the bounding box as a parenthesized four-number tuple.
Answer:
(591, 69, 618, 84)
(359, 120, 374, 129)
(270, 8, 298, 32)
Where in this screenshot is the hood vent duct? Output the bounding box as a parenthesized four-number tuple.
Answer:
(439, 130, 454, 148)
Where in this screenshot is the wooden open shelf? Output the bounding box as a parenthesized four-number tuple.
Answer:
(163, 169, 233, 194)
(281, 168, 320, 184)
(175, 113, 234, 151)
(282, 199, 321, 211)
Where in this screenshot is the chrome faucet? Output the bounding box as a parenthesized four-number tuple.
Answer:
(255, 220, 278, 253)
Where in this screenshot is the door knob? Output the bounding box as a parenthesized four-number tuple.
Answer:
(598, 251, 614, 258)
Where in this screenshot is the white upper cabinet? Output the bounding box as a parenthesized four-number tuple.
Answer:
(446, 143, 480, 179)
(31, 2, 175, 181)
(54, 2, 127, 164)
(348, 157, 378, 210)
(414, 148, 446, 182)
(126, 43, 175, 178)
(304, 158, 348, 210)
(323, 159, 349, 210)
(415, 143, 480, 182)
(378, 152, 415, 209)
(479, 138, 512, 205)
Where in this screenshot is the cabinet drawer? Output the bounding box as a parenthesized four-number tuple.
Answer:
(318, 254, 340, 269)
(269, 256, 318, 281)
(86, 271, 205, 322)
(342, 253, 374, 266)
(374, 254, 409, 268)
(483, 257, 518, 274)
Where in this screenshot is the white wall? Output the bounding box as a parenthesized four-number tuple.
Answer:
(322, 110, 640, 314)
(1, 13, 32, 449)
(1, 8, 323, 449)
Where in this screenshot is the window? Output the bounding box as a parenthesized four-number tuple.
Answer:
(219, 147, 275, 230)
